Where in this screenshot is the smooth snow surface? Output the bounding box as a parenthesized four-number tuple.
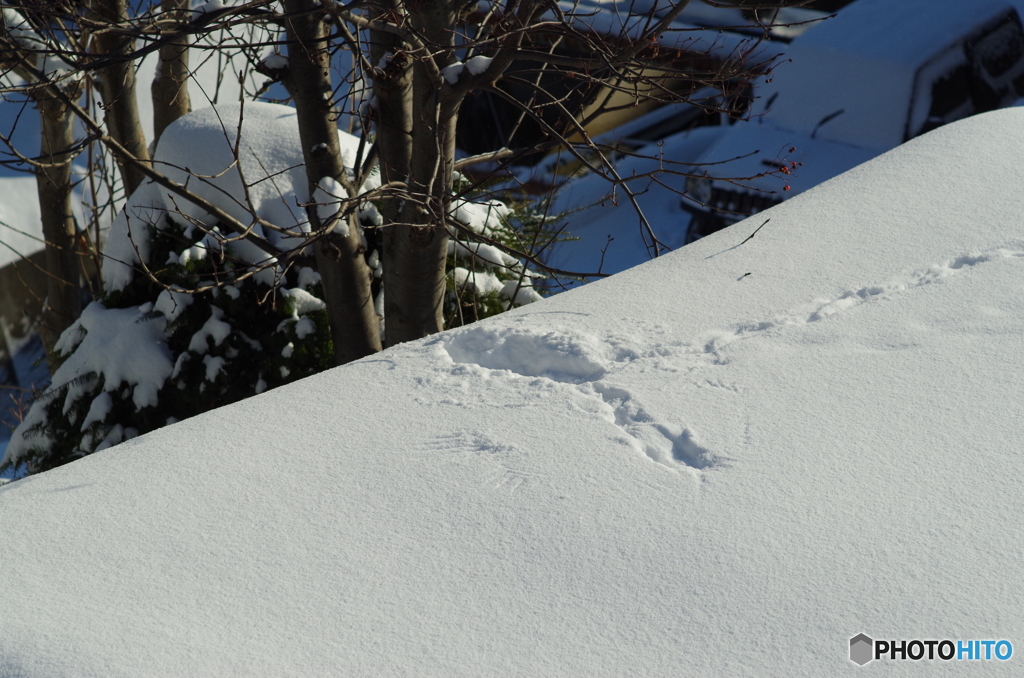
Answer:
(2, 110, 1024, 675)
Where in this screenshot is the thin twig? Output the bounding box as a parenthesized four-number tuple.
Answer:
(737, 218, 770, 247)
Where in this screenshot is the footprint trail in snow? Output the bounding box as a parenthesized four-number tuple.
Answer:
(434, 243, 1024, 478)
(703, 245, 1024, 358)
(439, 326, 717, 475)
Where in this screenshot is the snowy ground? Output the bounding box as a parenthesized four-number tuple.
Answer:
(1, 109, 1022, 675)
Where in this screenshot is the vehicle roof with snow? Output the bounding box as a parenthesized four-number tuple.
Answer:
(762, 0, 1024, 148)
(799, 0, 1015, 63)
(546, 0, 1024, 280)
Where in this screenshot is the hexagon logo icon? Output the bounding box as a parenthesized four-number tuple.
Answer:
(850, 634, 874, 665)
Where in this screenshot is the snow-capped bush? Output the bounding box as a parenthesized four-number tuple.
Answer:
(1, 211, 333, 474)
(1, 102, 548, 476)
(0, 103, 338, 475)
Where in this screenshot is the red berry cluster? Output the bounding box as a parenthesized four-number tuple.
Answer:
(779, 147, 801, 192)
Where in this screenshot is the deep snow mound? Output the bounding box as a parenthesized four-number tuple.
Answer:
(1, 109, 1023, 676)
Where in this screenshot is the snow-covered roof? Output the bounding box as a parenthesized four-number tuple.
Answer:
(1, 108, 1023, 675)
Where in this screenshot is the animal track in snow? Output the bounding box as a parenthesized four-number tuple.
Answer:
(435, 246, 1023, 476)
(439, 327, 717, 475)
(587, 383, 716, 471)
(703, 245, 1024, 358)
(415, 431, 539, 494)
(440, 325, 628, 382)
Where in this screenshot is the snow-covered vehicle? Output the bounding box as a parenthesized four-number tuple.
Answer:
(547, 0, 1024, 277)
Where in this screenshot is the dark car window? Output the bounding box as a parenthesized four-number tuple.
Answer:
(907, 9, 1024, 140)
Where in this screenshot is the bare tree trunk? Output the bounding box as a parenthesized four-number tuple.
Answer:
(370, 6, 413, 277)
(35, 96, 83, 356)
(384, 2, 460, 346)
(90, 0, 151, 195)
(369, 7, 414, 347)
(369, 23, 412, 204)
(151, 0, 192, 146)
(281, 0, 382, 364)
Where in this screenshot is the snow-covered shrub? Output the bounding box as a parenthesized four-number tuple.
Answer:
(0, 103, 338, 475)
(1, 211, 333, 474)
(0, 102, 548, 477)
